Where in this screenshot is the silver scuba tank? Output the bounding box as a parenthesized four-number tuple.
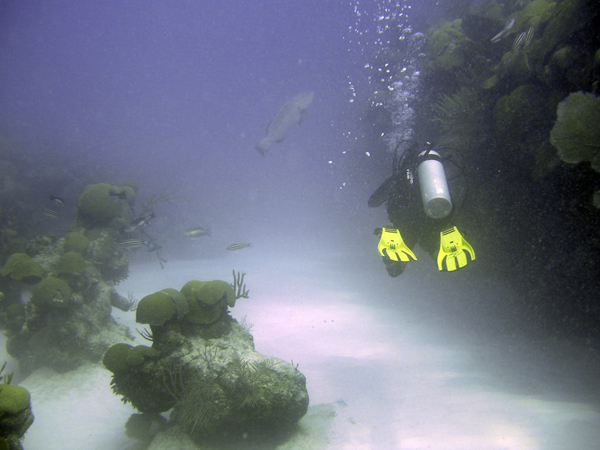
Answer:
(417, 150, 452, 219)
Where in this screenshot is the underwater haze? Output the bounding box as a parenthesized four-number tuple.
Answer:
(1, 0, 600, 449)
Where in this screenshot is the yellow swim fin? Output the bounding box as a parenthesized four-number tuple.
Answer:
(377, 227, 417, 262)
(437, 226, 475, 271)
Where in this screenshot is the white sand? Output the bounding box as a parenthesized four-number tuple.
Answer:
(6, 247, 600, 450)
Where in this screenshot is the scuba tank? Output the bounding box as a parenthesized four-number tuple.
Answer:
(417, 150, 452, 219)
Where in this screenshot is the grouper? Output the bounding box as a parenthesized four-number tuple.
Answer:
(254, 91, 314, 156)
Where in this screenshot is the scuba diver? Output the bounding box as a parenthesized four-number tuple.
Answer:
(368, 141, 475, 277)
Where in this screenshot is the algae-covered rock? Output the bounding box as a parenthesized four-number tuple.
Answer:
(461, 0, 503, 42)
(63, 232, 90, 254)
(543, 45, 586, 89)
(0, 253, 44, 284)
(538, 0, 588, 63)
(77, 183, 132, 228)
(5, 304, 26, 333)
(426, 20, 467, 72)
(107, 316, 309, 444)
(136, 291, 178, 326)
(125, 413, 167, 442)
(85, 231, 129, 283)
(549, 92, 600, 171)
(493, 84, 550, 143)
(514, 0, 556, 31)
(30, 277, 72, 309)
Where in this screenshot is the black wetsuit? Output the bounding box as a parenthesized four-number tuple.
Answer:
(369, 146, 466, 277)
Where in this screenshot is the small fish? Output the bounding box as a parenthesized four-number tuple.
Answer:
(147, 244, 162, 252)
(226, 243, 252, 251)
(126, 212, 156, 233)
(49, 195, 65, 207)
(523, 26, 534, 48)
(184, 227, 211, 239)
(512, 31, 526, 52)
(118, 239, 143, 249)
(491, 18, 515, 43)
(109, 189, 127, 200)
(40, 207, 59, 219)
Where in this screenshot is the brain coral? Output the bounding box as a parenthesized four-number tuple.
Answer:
(31, 277, 72, 309)
(77, 183, 129, 227)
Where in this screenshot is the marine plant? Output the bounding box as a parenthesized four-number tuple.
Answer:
(431, 87, 486, 153)
(172, 375, 224, 434)
(230, 270, 249, 300)
(0, 362, 13, 385)
(136, 328, 154, 342)
(229, 352, 279, 410)
(125, 291, 138, 311)
(139, 188, 184, 213)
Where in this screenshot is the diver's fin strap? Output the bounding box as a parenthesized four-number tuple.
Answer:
(378, 227, 417, 262)
(437, 226, 475, 272)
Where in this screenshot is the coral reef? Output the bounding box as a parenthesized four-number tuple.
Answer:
(104, 279, 309, 446)
(0, 182, 138, 375)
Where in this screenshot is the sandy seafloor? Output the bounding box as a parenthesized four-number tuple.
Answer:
(4, 243, 600, 450)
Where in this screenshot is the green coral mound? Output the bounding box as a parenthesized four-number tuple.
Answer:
(63, 232, 90, 254)
(103, 343, 134, 374)
(0, 253, 45, 284)
(181, 280, 235, 325)
(136, 291, 178, 326)
(77, 183, 130, 227)
(30, 277, 72, 309)
(55, 251, 87, 276)
(550, 92, 600, 171)
(0, 385, 30, 415)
